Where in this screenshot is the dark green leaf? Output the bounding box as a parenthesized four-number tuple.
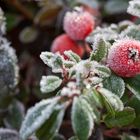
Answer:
(104, 107, 136, 128)
(72, 97, 94, 140)
(36, 107, 65, 140)
(125, 75, 140, 100)
(40, 75, 62, 93)
(4, 99, 25, 130)
(0, 129, 19, 140)
(103, 74, 125, 98)
(19, 97, 60, 140)
(90, 38, 108, 62)
(97, 88, 124, 115)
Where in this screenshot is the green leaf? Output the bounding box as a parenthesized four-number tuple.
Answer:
(90, 38, 108, 62)
(4, 99, 25, 130)
(69, 136, 79, 140)
(36, 107, 65, 140)
(121, 133, 138, 140)
(40, 75, 62, 93)
(0, 129, 19, 140)
(19, 97, 60, 140)
(53, 134, 65, 140)
(97, 88, 124, 115)
(40, 52, 63, 73)
(120, 25, 140, 41)
(103, 74, 125, 98)
(64, 50, 81, 63)
(125, 75, 140, 100)
(104, 107, 136, 128)
(72, 97, 94, 140)
(94, 65, 111, 78)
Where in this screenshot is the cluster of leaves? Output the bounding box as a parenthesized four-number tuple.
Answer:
(18, 0, 140, 140)
(1, 0, 140, 140)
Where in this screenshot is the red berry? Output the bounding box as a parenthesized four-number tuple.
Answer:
(107, 39, 140, 77)
(51, 34, 84, 58)
(63, 7, 95, 41)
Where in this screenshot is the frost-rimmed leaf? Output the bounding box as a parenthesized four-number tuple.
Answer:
(104, 107, 136, 128)
(121, 133, 138, 140)
(40, 51, 63, 73)
(68, 136, 78, 140)
(82, 89, 102, 123)
(103, 74, 125, 98)
(90, 37, 108, 62)
(36, 105, 65, 140)
(86, 26, 118, 43)
(72, 97, 94, 140)
(64, 60, 75, 69)
(4, 99, 25, 130)
(125, 75, 140, 100)
(127, 0, 140, 18)
(0, 128, 19, 140)
(94, 65, 111, 78)
(19, 97, 60, 140)
(120, 25, 140, 41)
(64, 50, 81, 63)
(53, 134, 65, 140)
(97, 88, 124, 114)
(118, 20, 134, 31)
(40, 75, 62, 93)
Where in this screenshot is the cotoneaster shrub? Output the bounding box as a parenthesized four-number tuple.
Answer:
(18, 1, 140, 140)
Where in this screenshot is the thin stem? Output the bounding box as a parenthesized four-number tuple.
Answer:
(6, 0, 33, 20)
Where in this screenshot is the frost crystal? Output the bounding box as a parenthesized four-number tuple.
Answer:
(0, 128, 19, 140)
(119, 25, 140, 41)
(127, 0, 140, 18)
(0, 37, 19, 96)
(86, 26, 118, 43)
(0, 8, 6, 35)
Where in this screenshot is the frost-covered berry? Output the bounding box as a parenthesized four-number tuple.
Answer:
(0, 37, 19, 95)
(107, 39, 140, 77)
(51, 34, 84, 58)
(0, 8, 6, 35)
(63, 7, 95, 41)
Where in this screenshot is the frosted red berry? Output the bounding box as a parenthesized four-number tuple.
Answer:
(63, 7, 95, 41)
(51, 34, 84, 58)
(107, 39, 140, 77)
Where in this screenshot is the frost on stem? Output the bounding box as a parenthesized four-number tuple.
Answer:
(86, 26, 118, 43)
(127, 0, 140, 18)
(0, 8, 6, 35)
(0, 37, 19, 96)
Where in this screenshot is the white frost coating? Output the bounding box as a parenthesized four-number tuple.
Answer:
(119, 25, 140, 40)
(40, 51, 64, 73)
(86, 26, 118, 43)
(72, 97, 94, 139)
(61, 82, 80, 96)
(40, 75, 62, 93)
(98, 88, 124, 111)
(0, 128, 19, 140)
(19, 97, 60, 140)
(0, 37, 19, 95)
(127, 0, 140, 17)
(0, 8, 6, 35)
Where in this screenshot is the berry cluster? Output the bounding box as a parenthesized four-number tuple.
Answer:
(51, 7, 95, 58)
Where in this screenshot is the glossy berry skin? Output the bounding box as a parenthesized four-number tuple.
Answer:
(63, 8, 95, 41)
(51, 34, 84, 58)
(107, 39, 140, 77)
